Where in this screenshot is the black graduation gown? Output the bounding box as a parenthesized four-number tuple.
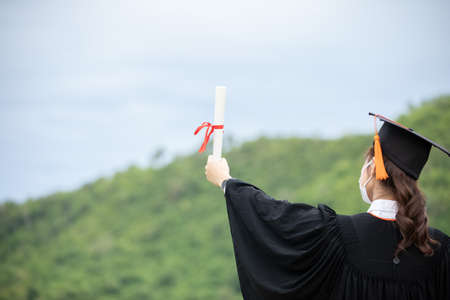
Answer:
(223, 178, 449, 300)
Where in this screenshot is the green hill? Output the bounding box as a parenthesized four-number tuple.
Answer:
(1, 96, 449, 300)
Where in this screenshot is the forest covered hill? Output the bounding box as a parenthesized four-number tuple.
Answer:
(1, 95, 449, 300)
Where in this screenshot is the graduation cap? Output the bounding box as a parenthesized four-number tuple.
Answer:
(368, 112, 450, 180)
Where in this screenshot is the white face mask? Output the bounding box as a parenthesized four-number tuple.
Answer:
(359, 158, 374, 204)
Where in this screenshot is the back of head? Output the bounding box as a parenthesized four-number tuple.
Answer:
(364, 146, 442, 257)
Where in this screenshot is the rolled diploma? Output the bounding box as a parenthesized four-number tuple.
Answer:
(213, 86, 226, 159)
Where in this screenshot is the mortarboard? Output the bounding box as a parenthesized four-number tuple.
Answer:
(368, 112, 450, 180)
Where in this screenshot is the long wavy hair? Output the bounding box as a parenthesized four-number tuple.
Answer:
(364, 146, 441, 257)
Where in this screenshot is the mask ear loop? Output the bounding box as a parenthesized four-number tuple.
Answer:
(365, 157, 374, 168)
(362, 159, 374, 186)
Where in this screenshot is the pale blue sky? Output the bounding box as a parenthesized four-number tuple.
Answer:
(1, 0, 449, 202)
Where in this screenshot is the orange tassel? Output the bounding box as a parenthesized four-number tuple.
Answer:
(373, 133, 389, 180)
(372, 114, 389, 180)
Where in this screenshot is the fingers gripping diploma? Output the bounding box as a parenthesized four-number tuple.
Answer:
(205, 155, 232, 188)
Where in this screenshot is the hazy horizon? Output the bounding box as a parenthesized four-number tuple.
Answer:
(1, 0, 449, 203)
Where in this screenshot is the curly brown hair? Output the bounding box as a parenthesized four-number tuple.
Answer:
(364, 146, 441, 257)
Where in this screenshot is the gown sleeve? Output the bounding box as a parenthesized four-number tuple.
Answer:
(224, 178, 346, 300)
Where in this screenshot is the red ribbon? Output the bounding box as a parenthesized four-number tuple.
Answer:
(194, 121, 224, 153)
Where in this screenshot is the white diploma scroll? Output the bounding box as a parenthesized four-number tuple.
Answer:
(213, 86, 226, 159)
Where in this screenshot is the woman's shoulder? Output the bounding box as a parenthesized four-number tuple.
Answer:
(428, 226, 449, 240)
(427, 226, 449, 252)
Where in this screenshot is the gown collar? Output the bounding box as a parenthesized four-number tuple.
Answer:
(367, 199, 398, 221)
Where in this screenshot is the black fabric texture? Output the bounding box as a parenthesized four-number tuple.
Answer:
(378, 122, 432, 179)
(224, 178, 449, 300)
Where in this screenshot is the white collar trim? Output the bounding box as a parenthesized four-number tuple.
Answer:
(367, 199, 398, 220)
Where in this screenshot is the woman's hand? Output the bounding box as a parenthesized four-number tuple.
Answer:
(205, 155, 232, 188)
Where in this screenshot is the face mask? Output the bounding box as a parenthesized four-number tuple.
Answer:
(359, 158, 374, 204)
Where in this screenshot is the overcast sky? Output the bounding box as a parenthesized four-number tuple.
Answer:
(1, 0, 449, 202)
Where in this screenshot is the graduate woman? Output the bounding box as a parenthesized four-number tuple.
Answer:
(205, 113, 449, 300)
